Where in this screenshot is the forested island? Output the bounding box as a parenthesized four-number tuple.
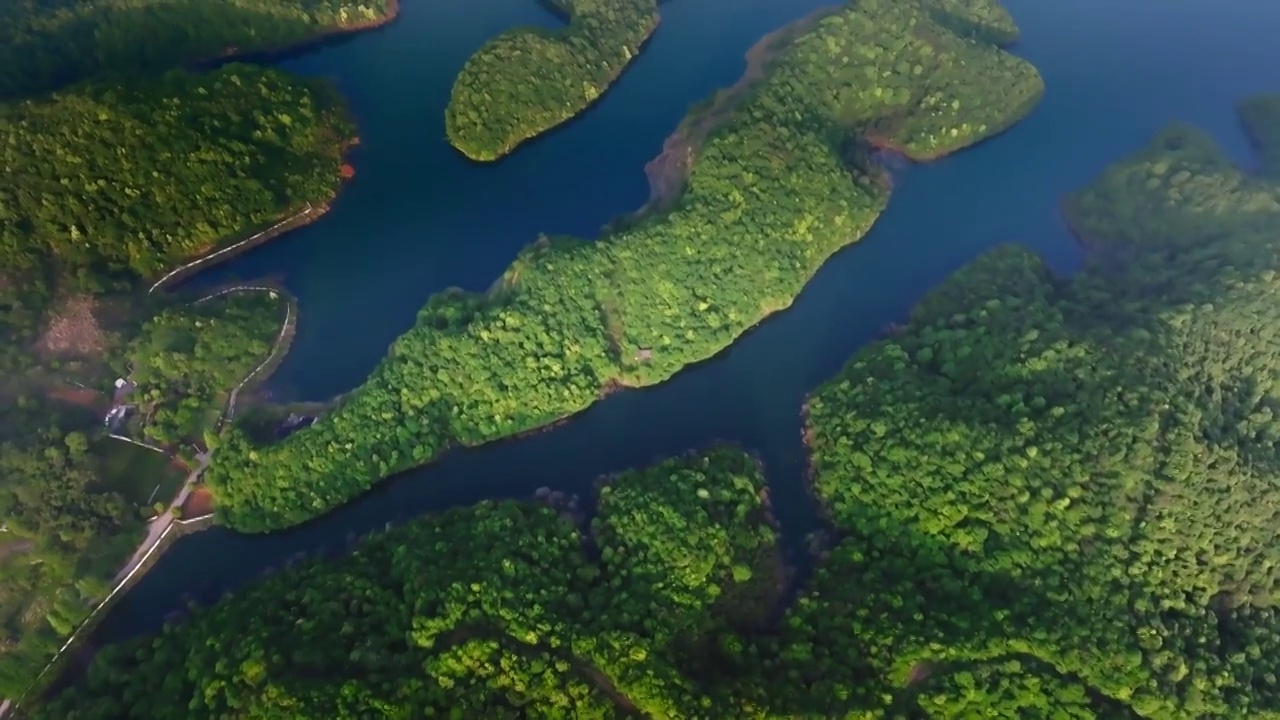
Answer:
(445, 0, 663, 161)
(0, 0, 397, 97)
(0, 2, 377, 699)
(37, 96, 1280, 716)
(207, 0, 1046, 532)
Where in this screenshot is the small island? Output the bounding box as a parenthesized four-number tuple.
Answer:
(208, 0, 1045, 532)
(39, 97, 1280, 714)
(445, 0, 663, 161)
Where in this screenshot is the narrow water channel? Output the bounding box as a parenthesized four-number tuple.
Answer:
(96, 0, 1280, 649)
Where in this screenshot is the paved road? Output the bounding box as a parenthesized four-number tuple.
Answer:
(112, 451, 209, 586)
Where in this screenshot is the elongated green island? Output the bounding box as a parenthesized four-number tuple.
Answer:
(41, 96, 1280, 716)
(445, 0, 662, 161)
(209, 0, 1045, 532)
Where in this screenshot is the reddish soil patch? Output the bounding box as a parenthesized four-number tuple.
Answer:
(37, 294, 107, 358)
(46, 384, 109, 412)
(338, 0, 401, 32)
(906, 660, 934, 687)
(0, 539, 34, 564)
(865, 133, 945, 163)
(182, 486, 216, 518)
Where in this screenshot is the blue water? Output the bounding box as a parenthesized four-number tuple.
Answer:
(97, 0, 1280, 647)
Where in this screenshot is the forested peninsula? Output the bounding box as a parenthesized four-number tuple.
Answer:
(39, 97, 1280, 716)
(208, 0, 1045, 532)
(0, 0, 397, 97)
(0, 1, 380, 699)
(445, 0, 662, 161)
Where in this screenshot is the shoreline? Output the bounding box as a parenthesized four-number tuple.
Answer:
(147, 202, 329, 296)
(863, 83, 1045, 164)
(203, 0, 401, 70)
(797, 401, 836, 530)
(148, 134, 359, 296)
(1057, 194, 1112, 258)
(151, 0, 393, 295)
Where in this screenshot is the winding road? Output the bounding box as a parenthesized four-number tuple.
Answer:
(193, 286, 296, 427)
(112, 451, 210, 586)
(147, 205, 316, 295)
(14, 288, 295, 711)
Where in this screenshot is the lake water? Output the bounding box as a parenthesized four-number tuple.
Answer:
(96, 0, 1280, 646)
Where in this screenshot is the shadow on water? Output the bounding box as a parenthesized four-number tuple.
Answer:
(87, 0, 1280, 671)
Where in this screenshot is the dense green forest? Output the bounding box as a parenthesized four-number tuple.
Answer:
(0, 27, 356, 699)
(0, 0, 395, 98)
(35, 448, 779, 718)
(445, 0, 661, 161)
(207, 0, 1045, 531)
(795, 95, 1280, 717)
(36, 95, 1280, 718)
(0, 63, 351, 346)
(125, 292, 286, 445)
(0, 397, 142, 699)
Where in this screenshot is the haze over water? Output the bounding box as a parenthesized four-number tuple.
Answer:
(101, 0, 1280, 645)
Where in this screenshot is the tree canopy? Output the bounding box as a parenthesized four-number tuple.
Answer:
(0, 8, 361, 700)
(794, 94, 1280, 717)
(125, 292, 287, 445)
(207, 0, 1045, 532)
(0, 64, 351, 333)
(0, 396, 145, 699)
(41, 93, 1280, 718)
(35, 448, 779, 719)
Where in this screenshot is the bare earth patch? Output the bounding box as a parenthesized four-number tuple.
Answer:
(0, 539, 34, 564)
(906, 660, 934, 687)
(45, 384, 108, 412)
(37, 294, 107, 358)
(181, 486, 215, 518)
